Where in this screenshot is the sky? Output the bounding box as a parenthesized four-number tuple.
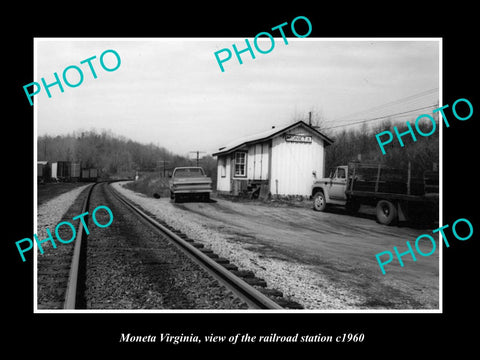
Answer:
(35, 38, 440, 157)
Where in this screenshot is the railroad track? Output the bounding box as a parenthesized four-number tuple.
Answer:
(56, 181, 301, 310)
(63, 183, 94, 309)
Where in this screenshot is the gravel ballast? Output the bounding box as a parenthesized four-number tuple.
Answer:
(85, 183, 248, 310)
(36, 184, 92, 309)
(112, 181, 362, 309)
(36, 184, 92, 239)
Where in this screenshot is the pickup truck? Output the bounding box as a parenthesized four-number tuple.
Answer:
(311, 162, 438, 225)
(169, 166, 212, 202)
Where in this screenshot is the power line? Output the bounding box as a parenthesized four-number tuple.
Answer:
(332, 87, 439, 124)
(323, 104, 438, 131)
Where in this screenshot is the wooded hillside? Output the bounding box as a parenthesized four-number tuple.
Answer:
(37, 130, 217, 181)
(324, 119, 439, 176)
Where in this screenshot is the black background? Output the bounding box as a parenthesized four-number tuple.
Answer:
(5, 4, 478, 355)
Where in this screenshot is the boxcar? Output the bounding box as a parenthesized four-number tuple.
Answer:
(37, 161, 51, 183)
(81, 168, 98, 182)
(89, 168, 98, 179)
(71, 162, 81, 181)
(81, 169, 90, 179)
(51, 161, 71, 181)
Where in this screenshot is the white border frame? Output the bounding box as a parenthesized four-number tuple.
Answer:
(33, 37, 443, 314)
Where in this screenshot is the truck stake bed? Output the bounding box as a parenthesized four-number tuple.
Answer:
(312, 162, 438, 225)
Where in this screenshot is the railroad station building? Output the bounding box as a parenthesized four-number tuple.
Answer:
(212, 120, 333, 197)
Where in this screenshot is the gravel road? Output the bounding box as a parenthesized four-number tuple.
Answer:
(112, 181, 439, 310)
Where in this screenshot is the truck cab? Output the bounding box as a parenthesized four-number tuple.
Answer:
(312, 165, 349, 211)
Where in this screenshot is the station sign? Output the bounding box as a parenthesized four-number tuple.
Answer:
(285, 133, 312, 143)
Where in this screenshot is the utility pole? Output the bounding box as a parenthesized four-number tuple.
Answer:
(158, 159, 170, 177)
(189, 151, 206, 167)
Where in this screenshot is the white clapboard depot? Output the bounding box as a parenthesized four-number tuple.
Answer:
(212, 120, 333, 197)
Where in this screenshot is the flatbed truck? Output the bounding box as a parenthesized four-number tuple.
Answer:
(311, 162, 438, 225)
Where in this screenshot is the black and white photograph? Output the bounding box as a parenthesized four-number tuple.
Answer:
(33, 38, 441, 312)
(6, 6, 478, 354)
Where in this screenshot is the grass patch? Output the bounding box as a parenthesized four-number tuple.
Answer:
(37, 182, 91, 206)
(124, 171, 171, 198)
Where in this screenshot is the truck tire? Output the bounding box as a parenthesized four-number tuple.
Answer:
(313, 191, 326, 212)
(376, 200, 397, 225)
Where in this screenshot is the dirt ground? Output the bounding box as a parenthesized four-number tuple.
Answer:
(176, 198, 439, 309)
(37, 182, 93, 206)
(113, 182, 440, 310)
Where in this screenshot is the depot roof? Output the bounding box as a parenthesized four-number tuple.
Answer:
(212, 120, 333, 157)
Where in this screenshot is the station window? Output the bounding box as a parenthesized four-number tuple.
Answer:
(220, 158, 226, 177)
(234, 152, 247, 177)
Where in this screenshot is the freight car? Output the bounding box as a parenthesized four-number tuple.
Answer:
(71, 162, 81, 181)
(89, 168, 98, 180)
(81, 168, 98, 182)
(40, 161, 98, 182)
(51, 161, 70, 181)
(37, 161, 51, 184)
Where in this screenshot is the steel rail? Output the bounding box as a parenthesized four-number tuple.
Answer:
(107, 184, 283, 310)
(64, 183, 96, 309)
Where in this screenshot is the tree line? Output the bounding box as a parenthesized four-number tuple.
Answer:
(292, 109, 439, 176)
(37, 129, 217, 180)
(323, 119, 439, 176)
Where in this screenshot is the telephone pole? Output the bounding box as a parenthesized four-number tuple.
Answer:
(189, 151, 206, 167)
(157, 159, 170, 177)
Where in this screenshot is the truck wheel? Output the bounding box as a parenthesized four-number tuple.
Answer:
(313, 191, 326, 212)
(376, 200, 397, 225)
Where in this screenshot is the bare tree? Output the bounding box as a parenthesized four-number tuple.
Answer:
(291, 107, 327, 132)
